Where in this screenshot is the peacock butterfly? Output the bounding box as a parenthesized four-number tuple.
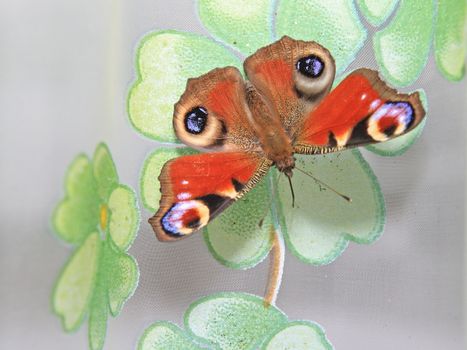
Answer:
(149, 36, 425, 241)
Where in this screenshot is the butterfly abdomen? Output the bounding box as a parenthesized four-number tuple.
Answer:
(245, 83, 295, 174)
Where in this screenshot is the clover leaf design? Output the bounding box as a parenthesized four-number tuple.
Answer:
(370, 0, 466, 86)
(51, 143, 140, 350)
(129, 0, 433, 273)
(137, 292, 333, 350)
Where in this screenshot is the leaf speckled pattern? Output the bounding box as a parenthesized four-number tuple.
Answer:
(52, 143, 140, 350)
(138, 293, 333, 350)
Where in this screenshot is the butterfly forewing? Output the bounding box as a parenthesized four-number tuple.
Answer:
(173, 66, 259, 153)
(244, 36, 336, 138)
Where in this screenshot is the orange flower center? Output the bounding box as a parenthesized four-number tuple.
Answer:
(99, 204, 108, 231)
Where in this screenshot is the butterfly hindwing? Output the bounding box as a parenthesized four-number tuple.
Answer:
(150, 152, 271, 241)
(294, 68, 426, 154)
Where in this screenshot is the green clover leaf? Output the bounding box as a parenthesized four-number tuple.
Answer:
(203, 176, 274, 270)
(356, 0, 399, 27)
(51, 143, 140, 350)
(104, 237, 139, 317)
(53, 155, 99, 245)
(261, 321, 333, 350)
(435, 0, 467, 81)
(53, 232, 101, 331)
(370, 0, 466, 86)
(276, 0, 367, 75)
(128, 31, 241, 143)
(373, 0, 435, 87)
(107, 184, 139, 250)
(93, 143, 119, 202)
(138, 322, 204, 350)
(185, 293, 287, 349)
(277, 150, 384, 264)
(198, 0, 274, 56)
(138, 292, 333, 350)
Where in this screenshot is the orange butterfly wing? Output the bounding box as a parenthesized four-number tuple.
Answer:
(295, 69, 425, 153)
(244, 36, 336, 137)
(173, 66, 259, 152)
(150, 152, 271, 241)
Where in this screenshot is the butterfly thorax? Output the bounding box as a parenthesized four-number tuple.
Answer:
(245, 83, 295, 176)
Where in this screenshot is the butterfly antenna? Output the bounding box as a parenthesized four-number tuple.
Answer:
(286, 173, 296, 208)
(295, 166, 352, 203)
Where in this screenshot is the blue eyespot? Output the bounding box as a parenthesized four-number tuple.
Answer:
(185, 106, 208, 134)
(296, 55, 324, 78)
(390, 102, 414, 127)
(161, 203, 183, 236)
(372, 101, 415, 127)
(161, 201, 199, 236)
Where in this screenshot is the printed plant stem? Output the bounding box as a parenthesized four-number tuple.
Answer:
(264, 227, 285, 307)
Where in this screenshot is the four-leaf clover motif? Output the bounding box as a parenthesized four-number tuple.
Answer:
(52, 143, 140, 350)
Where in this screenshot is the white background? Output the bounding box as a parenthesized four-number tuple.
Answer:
(1, 0, 465, 349)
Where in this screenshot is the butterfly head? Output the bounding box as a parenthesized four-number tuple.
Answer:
(275, 155, 295, 178)
(272, 155, 297, 207)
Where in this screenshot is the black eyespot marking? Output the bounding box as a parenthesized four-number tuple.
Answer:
(185, 106, 208, 134)
(212, 120, 228, 147)
(349, 117, 372, 145)
(296, 55, 324, 78)
(328, 132, 337, 147)
(186, 218, 201, 229)
(383, 124, 397, 137)
(231, 178, 245, 193)
(197, 194, 226, 214)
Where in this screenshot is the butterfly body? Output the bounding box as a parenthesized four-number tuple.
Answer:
(244, 83, 295, 175)
(149, 36, 425, 241)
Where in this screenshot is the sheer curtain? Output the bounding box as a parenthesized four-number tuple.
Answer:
(1, 1, 465, 349)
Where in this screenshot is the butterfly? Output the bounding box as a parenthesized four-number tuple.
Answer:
(149, 36, 426, 241)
